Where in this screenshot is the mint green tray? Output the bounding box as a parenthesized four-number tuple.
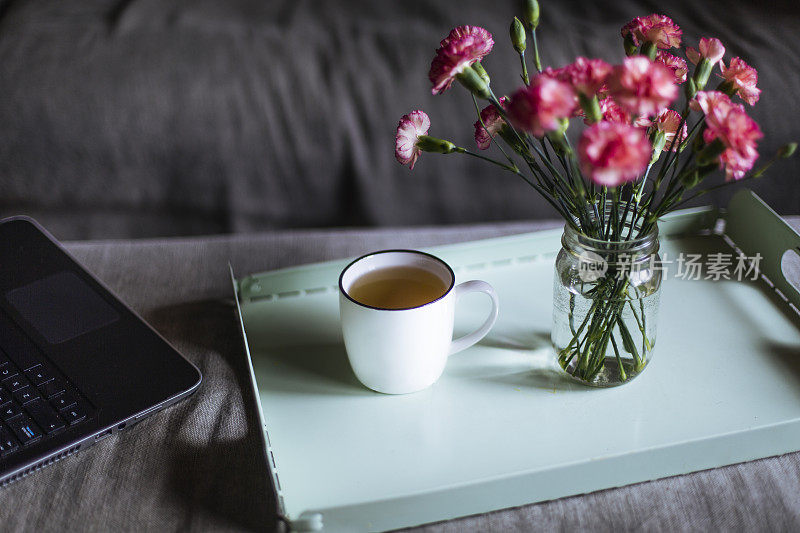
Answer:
(232, 190, 800, 532)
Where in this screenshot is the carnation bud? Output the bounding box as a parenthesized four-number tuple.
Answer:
(716, 79, 736, 97)
(779, 143, 798, 159)
(684, 78, 697, 101)
(749, 143, 798, 179)
(696, 138, 726, 165)
(456, 65, 491, 99)
(623, 33, 638, 57)
(640, 41, 657, 61)
(650, 131, 667, 162)
(552, 117, 570, 136)
(546, 119, 570, 152)
(415, 135, 457, 154)
(510, 17, 527, 53)
(693, 58, 713, 90)
(472, 61, 491, 85)
(523, 0, 540, 30)
(578, 94, 602, 124)
(499, 126, 526, 154)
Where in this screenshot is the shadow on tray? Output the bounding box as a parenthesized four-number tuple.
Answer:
(447, 329, 585, 392)
(250, 327, 588, 395)
(762, 341, 800, 396)
(252, 343, 373, 396)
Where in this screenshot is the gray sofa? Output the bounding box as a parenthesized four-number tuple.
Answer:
(0, 0, 798, 239)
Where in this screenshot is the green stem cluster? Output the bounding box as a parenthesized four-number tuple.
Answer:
(559, 272, 654, 384)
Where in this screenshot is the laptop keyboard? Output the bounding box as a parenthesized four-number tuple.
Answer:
(0, 314, 94, 458)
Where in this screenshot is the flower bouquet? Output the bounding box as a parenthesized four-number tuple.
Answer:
(394, 1, 795, 386)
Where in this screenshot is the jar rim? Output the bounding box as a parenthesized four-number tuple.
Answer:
(562, 220, 659, 246)
(561, 220, 659, 258)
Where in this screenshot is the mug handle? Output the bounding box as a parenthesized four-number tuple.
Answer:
(449, 280, 500, 355)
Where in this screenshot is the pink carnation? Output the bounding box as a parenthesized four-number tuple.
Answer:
(690, 90, 730, 116)
(720, 57, 761, 106)
(621, 14, 682, 49)
(686, 37, 725, 66)
(653, 109, 688, 151)
(607, 56, 678, 117)
(716, 144, 759, 181)
(474, 97, 507, 150)
(506, 75, 577, 137)
(656, 51, 687, 84)
(584, 97, 630, 125)
(632, 115, 652, 129)
(579, 122, 651, 187)
(543, 57, 612, 97)
(691, 91, 762, 180)
(429, 26, 494, 95)
(395, 110, 431, 169)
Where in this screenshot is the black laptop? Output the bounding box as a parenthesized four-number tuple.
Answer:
(0, 216, 201, 485)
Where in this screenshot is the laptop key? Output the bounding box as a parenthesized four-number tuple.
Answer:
(38, 380, 67, 399)
(0, 350, 10, 367)
(25, 400, 65, 434)
(13, 387, 39, 405)
(25, 365, 54, 387)
(60, 404, 87, 425)
(6, 416, 42, 445)
(2, 375, 28, 392)
(51, 392, 78, 411)
(0, 426, 18, 456)
(0, 402, 22, 422)
(0, 365, 18, 380)
(0, 388, 10, 406)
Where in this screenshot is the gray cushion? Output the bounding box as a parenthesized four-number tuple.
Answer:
(0, 0, 798, 238)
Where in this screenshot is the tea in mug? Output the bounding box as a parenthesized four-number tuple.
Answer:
(347, 266, 449, 309)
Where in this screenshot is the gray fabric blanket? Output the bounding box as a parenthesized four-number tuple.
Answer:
(3, 220, 800, 531)
(0, 0, 798, 238)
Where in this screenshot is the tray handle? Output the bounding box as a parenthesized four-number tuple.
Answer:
(725, 190, 800, 308)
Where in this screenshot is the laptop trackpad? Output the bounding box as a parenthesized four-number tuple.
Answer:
(6, 271, 120, 344)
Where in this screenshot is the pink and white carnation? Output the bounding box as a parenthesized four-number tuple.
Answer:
(656, 51, 688, 84)
(691, 91, 763, 180)
(621, 14, 682, 49)
(544, 57, 612, 97)
(607, 56, 678, 117)
(395, 110, 431, 169)
(720, 57, 761, 105)
(429, 26, 494, 95)
(716, 140, 760, 181)
(578, 122, 652, 187)
(584, 97, 630, 125)
(653, 109, 688, 150)
(686, 37, 725, 66)
(507, 75, 577, 137)
(474, 97, 507, 150)
(689, 90, 732, 120)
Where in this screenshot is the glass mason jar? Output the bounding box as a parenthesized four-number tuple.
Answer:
(551, 221, 662, 387)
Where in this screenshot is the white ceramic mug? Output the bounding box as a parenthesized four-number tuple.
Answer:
(339, 250, 499, 394)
